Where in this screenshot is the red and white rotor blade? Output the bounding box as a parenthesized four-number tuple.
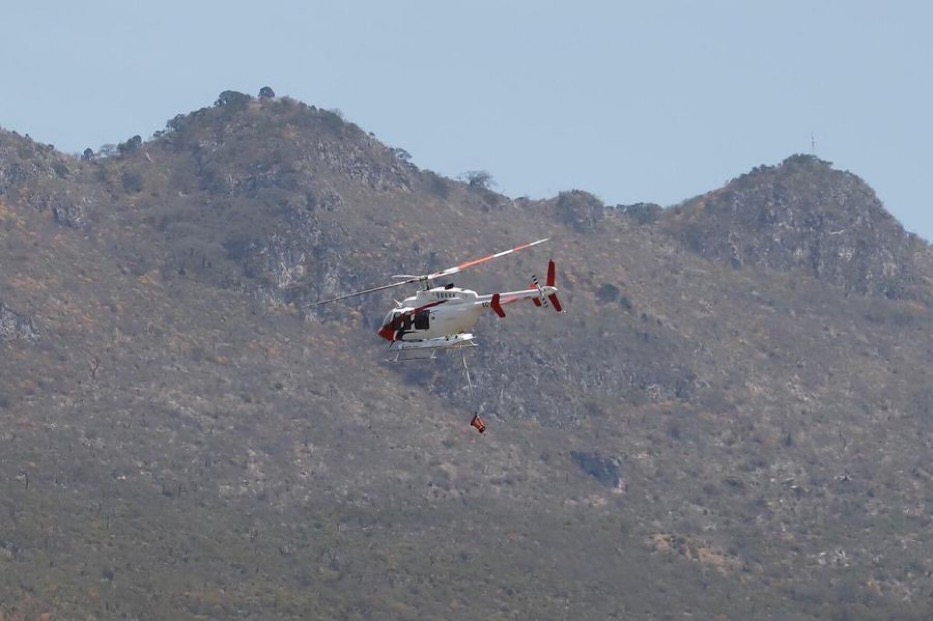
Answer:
(427, 238, 549, 280)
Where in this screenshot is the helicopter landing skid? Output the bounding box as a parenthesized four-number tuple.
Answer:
(387, 333, 477, 362)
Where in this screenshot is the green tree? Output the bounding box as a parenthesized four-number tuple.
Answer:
(215, 90, 251, 108)
(390, 147, 412, 162)
(259, 86, 276, 99)
(462, 170, 494, 189)
(117, 135, 143, 156)
(166, 114, 187, 133)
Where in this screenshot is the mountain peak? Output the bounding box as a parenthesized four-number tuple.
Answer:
(148, 91, 416, 197)
(661, 154, 918, 298)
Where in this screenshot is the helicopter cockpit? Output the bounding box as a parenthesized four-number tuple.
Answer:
(383, 309, 408, 331)
(382, 307, 431, 338)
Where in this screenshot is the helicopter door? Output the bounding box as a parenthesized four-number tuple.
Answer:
(413, 311, 430, 331)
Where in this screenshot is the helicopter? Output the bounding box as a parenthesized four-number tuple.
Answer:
(314, 238, 563, 361)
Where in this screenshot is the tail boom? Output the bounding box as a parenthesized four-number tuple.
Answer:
(486, 260, 564, 314)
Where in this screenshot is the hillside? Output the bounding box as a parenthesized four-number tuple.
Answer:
(1, 90, 933, 620)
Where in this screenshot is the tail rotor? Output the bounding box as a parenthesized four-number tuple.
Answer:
(530, 260, 563, 312)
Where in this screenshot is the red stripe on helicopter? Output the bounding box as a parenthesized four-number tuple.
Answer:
(411, 300, 446, 314)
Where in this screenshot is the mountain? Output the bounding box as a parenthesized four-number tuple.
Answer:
(659, 154, 925, 299)
(1, 89, 932, 620)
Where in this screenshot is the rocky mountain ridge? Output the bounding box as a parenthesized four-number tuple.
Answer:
(1, 90, 932, 619)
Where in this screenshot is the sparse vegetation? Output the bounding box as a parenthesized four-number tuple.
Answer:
(0, 94, 932, 620)
(461, 169, 494, 189)
(214, 89, 251, 109)
(618, 201, 663, 225)
(117, 134, 142, 156)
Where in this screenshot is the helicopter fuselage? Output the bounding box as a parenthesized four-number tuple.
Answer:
(377, 279, 561, 344)
(379, 287, 485, 342)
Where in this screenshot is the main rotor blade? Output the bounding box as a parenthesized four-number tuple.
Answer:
(427, 238, 549, 280)
(311, 238, 548, 306)
(312, 276, 425, 306)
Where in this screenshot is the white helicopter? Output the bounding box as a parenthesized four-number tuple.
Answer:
(314, 238, 563, 360)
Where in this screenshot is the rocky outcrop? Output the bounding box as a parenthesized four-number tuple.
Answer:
(45, 192, 88, 229)
(571, 451, 623, 488)
(0, 301, 39, 343)
(555, 190, 605, 233)
(316, 139, 412, 193)
(0, 132, 93, 230)
(0, 131, 72, 194)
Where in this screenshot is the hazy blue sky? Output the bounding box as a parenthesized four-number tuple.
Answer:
(3, 1, 931, 240)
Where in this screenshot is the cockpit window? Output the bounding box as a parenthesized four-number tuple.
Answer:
(384, 309, 414, 332)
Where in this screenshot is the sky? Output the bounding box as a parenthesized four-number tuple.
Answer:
(2, 1, 931, 240)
